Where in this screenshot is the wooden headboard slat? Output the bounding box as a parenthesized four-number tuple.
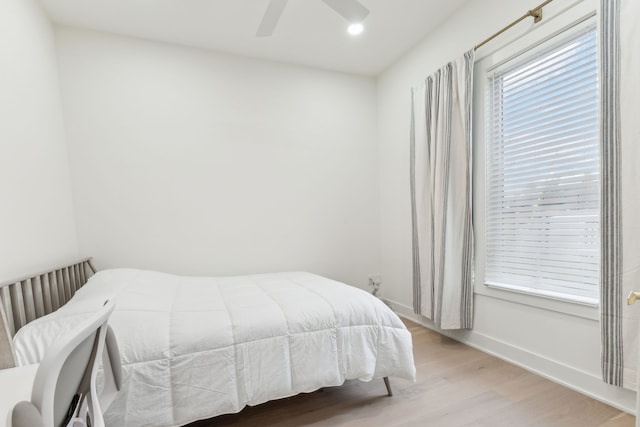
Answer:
(33, 276, 45, 319)
(10, 284, 26, 335)
(0, 287, 14, 339)
(68, 266, 75, 295)
(42, 274, 52, 316)
(50, 271, 61, 312)
(63, 267, 72, 302)
(23, 279, 36, 324)
(79, 265, 86, 288)
(75, 265, 82, 292)
(53, 270, 64, 310)
(74, 265, 81, 292)
(0, 302, 15, 369)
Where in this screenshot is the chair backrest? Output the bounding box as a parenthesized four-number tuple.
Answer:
(11, 301, 116, 427)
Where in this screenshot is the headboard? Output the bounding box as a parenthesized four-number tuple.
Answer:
(0, 258, 96, 369)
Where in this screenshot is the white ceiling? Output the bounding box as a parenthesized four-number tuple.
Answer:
(38, 0, 468, 76)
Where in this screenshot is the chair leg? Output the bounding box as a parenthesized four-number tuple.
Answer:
(383, 376, 392, 397)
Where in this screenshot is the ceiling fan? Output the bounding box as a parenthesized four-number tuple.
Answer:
(256, 0, 370, 37)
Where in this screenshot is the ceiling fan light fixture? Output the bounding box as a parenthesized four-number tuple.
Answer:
(348, 22, 364, 35)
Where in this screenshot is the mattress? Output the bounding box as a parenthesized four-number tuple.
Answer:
(13, 269, 416, 427)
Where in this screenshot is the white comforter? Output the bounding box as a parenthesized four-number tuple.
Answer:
(13, 269, 416, 427)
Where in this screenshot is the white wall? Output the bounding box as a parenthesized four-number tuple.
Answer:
(377, 0, 636, 413)
(56, 28, 379, 288)
(0, 0, 78, 279)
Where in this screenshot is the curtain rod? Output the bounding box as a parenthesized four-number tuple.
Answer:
(474, 0, 555, 51)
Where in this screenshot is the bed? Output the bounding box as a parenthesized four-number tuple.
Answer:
(1, 260, 416, 427)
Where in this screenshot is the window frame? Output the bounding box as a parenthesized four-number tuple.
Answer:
(472, 0, 600, 319)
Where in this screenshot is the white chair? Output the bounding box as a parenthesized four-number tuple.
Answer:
(10, 301, 121, 427)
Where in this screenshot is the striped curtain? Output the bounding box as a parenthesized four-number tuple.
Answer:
(600, 0, 623, 388)
(602, 0, 640, 389)
(410, 50, 474, 330)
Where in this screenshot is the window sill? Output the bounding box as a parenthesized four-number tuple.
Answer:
(476, 282, 600, 321)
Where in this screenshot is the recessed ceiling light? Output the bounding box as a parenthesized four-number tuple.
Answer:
(348, 23, 364, 36)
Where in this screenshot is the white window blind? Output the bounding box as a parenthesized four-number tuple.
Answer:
(485, 25, 600, 304)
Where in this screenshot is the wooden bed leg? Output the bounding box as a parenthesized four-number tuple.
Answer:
(383, 376, 392, 397)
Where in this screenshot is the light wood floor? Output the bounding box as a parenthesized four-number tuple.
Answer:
(188, 320, 635, 427)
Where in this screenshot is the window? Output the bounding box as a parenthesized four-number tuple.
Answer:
(484, 20, 599, 304)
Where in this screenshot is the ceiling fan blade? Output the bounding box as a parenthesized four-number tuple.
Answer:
(321, 0, 370, 22)
(256, 0, 288, 37)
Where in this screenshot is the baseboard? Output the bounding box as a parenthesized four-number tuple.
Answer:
(387, 298, 637, 415)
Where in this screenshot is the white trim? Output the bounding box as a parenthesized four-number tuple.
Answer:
(475, 283, 599, 321)
(484, 281, 600, 320)
(387, 298, 636, 415)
